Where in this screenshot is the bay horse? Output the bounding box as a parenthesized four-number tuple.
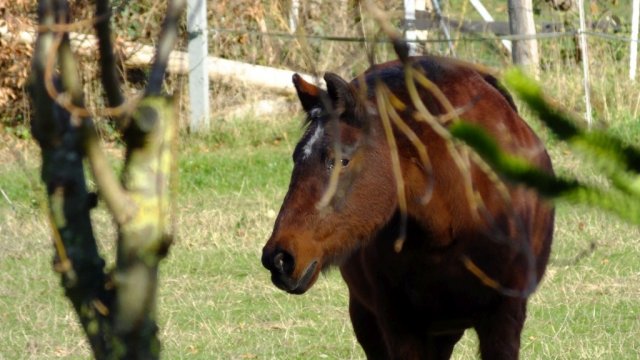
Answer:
(261, 55, 555, 359)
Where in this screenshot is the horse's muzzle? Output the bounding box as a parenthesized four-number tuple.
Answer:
(262, 246, 318, 294)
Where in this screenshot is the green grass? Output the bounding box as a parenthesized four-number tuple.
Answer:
(1, 112, 640, 359)
(3, 0, 638, 357)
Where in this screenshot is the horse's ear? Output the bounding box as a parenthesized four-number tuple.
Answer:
(324, 72, 356, 113)
(324, 72, 370, 129)
(292, 74, 323, 113)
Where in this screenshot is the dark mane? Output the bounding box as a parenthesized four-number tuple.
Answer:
(479, 72, 518, 113)
(353, 56, 518, 113)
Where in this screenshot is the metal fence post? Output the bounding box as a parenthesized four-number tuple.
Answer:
(631, 0, 639, 81)
(187, 0, 210, 132)
(577, 0, 593, 128)
(404, 0, 418, 56)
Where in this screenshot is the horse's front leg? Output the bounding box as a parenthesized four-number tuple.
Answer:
(348, 296, 389, 359)
(474, 297, 527, 360)
(378, 322, 464, 359)
(374, 303, 464, 360)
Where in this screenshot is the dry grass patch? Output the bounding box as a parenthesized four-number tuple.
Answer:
(2, 113, 640, 358)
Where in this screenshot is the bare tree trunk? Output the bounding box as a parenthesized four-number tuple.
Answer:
(28, 0, 184, 358)
(508, 0, 540, 77)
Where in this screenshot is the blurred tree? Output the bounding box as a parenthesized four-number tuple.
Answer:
(27, 0, 184, 358)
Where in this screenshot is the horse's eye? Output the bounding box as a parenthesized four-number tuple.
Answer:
(326, 158, 349, 170)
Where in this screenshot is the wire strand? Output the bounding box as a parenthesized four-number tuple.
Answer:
(206, 27, 640, 45)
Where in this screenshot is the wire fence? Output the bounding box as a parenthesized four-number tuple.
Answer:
(198, 13, 639, 128)
(4, 2, 636, 129)
(206, 26, 640, 44)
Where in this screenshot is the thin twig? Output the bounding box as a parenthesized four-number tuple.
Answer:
(43, 31, 85, 119)
(462, 256, 522, 297)
(404, 66, 483, 224)
(36, 13, 108, 33)
(363, 1, 545, 296)
(365, 1, 482, 226)
(57, 30, 84, 108)
(375, 83, 408, 253)
(315, 126, 344, 210)
(41, 28, 138, 121)
(0, 187, 15, 212)
(382, 86, 434, 205)
(82, 120, 135, 226)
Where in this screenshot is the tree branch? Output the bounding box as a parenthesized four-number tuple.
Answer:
(147, 0, 186, 95)
(28, 0, 116, 356)
(94, 0, 125, 127)
(112, 96, 177, 358)
(30, 1, 181, 357)
(82, 119, 136, 226)
(30, 0, 58, 147)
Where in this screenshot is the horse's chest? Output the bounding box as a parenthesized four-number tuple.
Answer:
(346, 230, 499, 319)
(378, 250, 484, 304)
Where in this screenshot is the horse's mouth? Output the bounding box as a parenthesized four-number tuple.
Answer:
(271, 260, 319, 295)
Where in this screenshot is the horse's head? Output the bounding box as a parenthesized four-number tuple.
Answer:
(261, 73, 397, 294)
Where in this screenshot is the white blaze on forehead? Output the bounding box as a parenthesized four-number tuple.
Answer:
(366, 103, 378, 116)
(302, 123, 324, 160)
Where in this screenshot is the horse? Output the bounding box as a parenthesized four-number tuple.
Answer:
(261, 55, 555, 359)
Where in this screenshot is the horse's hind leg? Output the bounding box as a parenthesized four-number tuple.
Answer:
(474, 297, 527, 360)
(348, 296, 388, 359)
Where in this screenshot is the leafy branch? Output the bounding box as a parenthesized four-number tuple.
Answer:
(450, 68, 640, 225)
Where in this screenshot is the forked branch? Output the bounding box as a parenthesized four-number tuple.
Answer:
(29, 0, 183, 358)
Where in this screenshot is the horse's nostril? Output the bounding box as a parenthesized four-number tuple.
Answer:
(262, 245, 296, 276)
(274, 252, 285, 272)
(273, 249, 295, 276)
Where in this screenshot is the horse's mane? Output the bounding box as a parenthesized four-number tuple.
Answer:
(296, 57, 518, 138)
(476, 72, 518, 113)
(355, 56, 518, 113)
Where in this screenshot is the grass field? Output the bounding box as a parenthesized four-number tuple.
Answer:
(1, 105, 640, 359)
(2, 0, 639, 357)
